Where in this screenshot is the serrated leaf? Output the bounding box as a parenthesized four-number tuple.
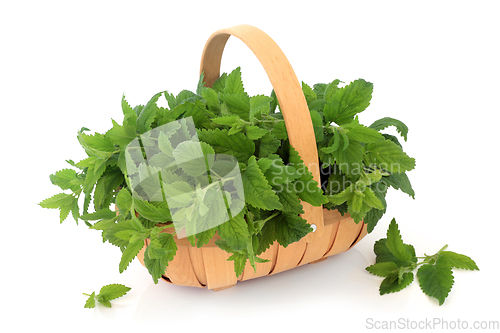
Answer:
(273, 212, 312, 248)
(197, 128, 255, 163)
(262, 154, 301, 185)
(245, 125, 268, 140)
(144, 232, 177, 284)
(323, 79, 341, 102)
(121, 95, 135, 117)
(84, 292, 96, 309)
(218, 94, 250, 116)
(364, 139, 416, 173)
(202, 87, 219, 109)
(379, 272, 414, 295)
(80, 208, 117, 221)
(385, 172, 415, 199)
(417, 257, 454, 305)
(224, 67, 246, 95)
(440, 251, 479, 271)
(275, 185, 304, 214)
(98, 284, 131, 301)
(343, 117, 384, 143)
(366, 262, 399, 277)
(116, 188, 132, 217)
(324, 79, 373, 125)
(258, 132, 280, 158)
(228, 252, 247, 277)
(39, 193, 75, 209)
(332, 141, 364, 178)
(77, 131, 116, 159)
(374, 238, 417, 267)
(105, 119, 137, 148)
(119, 239, 146, 273)
(217, 211, 250, 252)
(310, 110, 324, 142)
(288, 146, 328, 207)
(49, 169, 82, 192)
(133, 199, 171, 222)
(302, 82, 317, 104)
(369, 117, 409, 141)
(242, 156, 282, 211)
(97, 298, 112, 308)
(136, 92, 162, 133)
(386, 218, 413, 262)
(249, 95, 273, 123)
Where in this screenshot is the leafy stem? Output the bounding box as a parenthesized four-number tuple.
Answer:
(366, 219, 478, 306)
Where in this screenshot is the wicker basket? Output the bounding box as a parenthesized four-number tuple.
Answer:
(136, 25, 368, 291)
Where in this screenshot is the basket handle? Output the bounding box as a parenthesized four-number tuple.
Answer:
(200, 24, 324, 241)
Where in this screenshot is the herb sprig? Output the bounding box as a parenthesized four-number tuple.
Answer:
(366, 219, 479, 305)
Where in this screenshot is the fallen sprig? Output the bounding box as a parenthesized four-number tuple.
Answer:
(366, 219, 479, 305)
(83, 284, 131, 308)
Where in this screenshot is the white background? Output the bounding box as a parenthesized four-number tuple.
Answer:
(1, 0, 499, 331)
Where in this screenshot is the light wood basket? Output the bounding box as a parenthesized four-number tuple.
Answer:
(136, 25, 368, 291)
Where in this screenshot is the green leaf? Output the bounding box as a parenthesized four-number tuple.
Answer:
(323, 79, 373, 125)
(379, 272, 414, 295)
(245, 125, 268, 140)
(174, 100, 211, 128)
(343, 117, 384, 143)
(417, 257, 454, 305)
(212, 115, 240, 126)
(385, 172, 415, 199)
(105, 119, 137, 148)
(323, 79, 341, 102)
(366, 262, 399, 277)
(275, 185, 304, 214)
(84, 292, 96, 309)
(49, 169, 82, 192)
(116, 188, 132, 217)
(97, 298, 112, 308)
(374, 238, 417, 267)
(386, 218, 413, 262)
(331, 141, 364, 178)
(224, 67, 246, 95)
(249, 95, 273, 122)
(302, 82, 317, 104)
(242, 156, 282, 211)
(134, 199, 172, 222)
(227, 252, 247, 277)
(257, 132, 281, 158)
(217, 211, 250, 252)
(136, 92, 162, 133)
(219, 93, 250, 116)
(272, 120, 288, 140)
(261, 154, 301, 185)
(440, 251, 479, 271)
(202, 87, 219, 109)
(288, 146, 328, 207)
(39, 193, 75, 209)
(98, 284, 131, 301)
(144, 232, 177, 284)
(80, 208, 117, 221)
(77, 131, 116, 159)
(310, 110, 324, 142)
(121, 95, 135, 117)
(272, 212, 313, 248)
(197, 128, 255, 163)
(369, 117, 409, 141)
(364, 140, 416, 173)
(119, 239, 146, 273)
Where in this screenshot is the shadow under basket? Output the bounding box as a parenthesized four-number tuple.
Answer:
(136, 209, 367, 291)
